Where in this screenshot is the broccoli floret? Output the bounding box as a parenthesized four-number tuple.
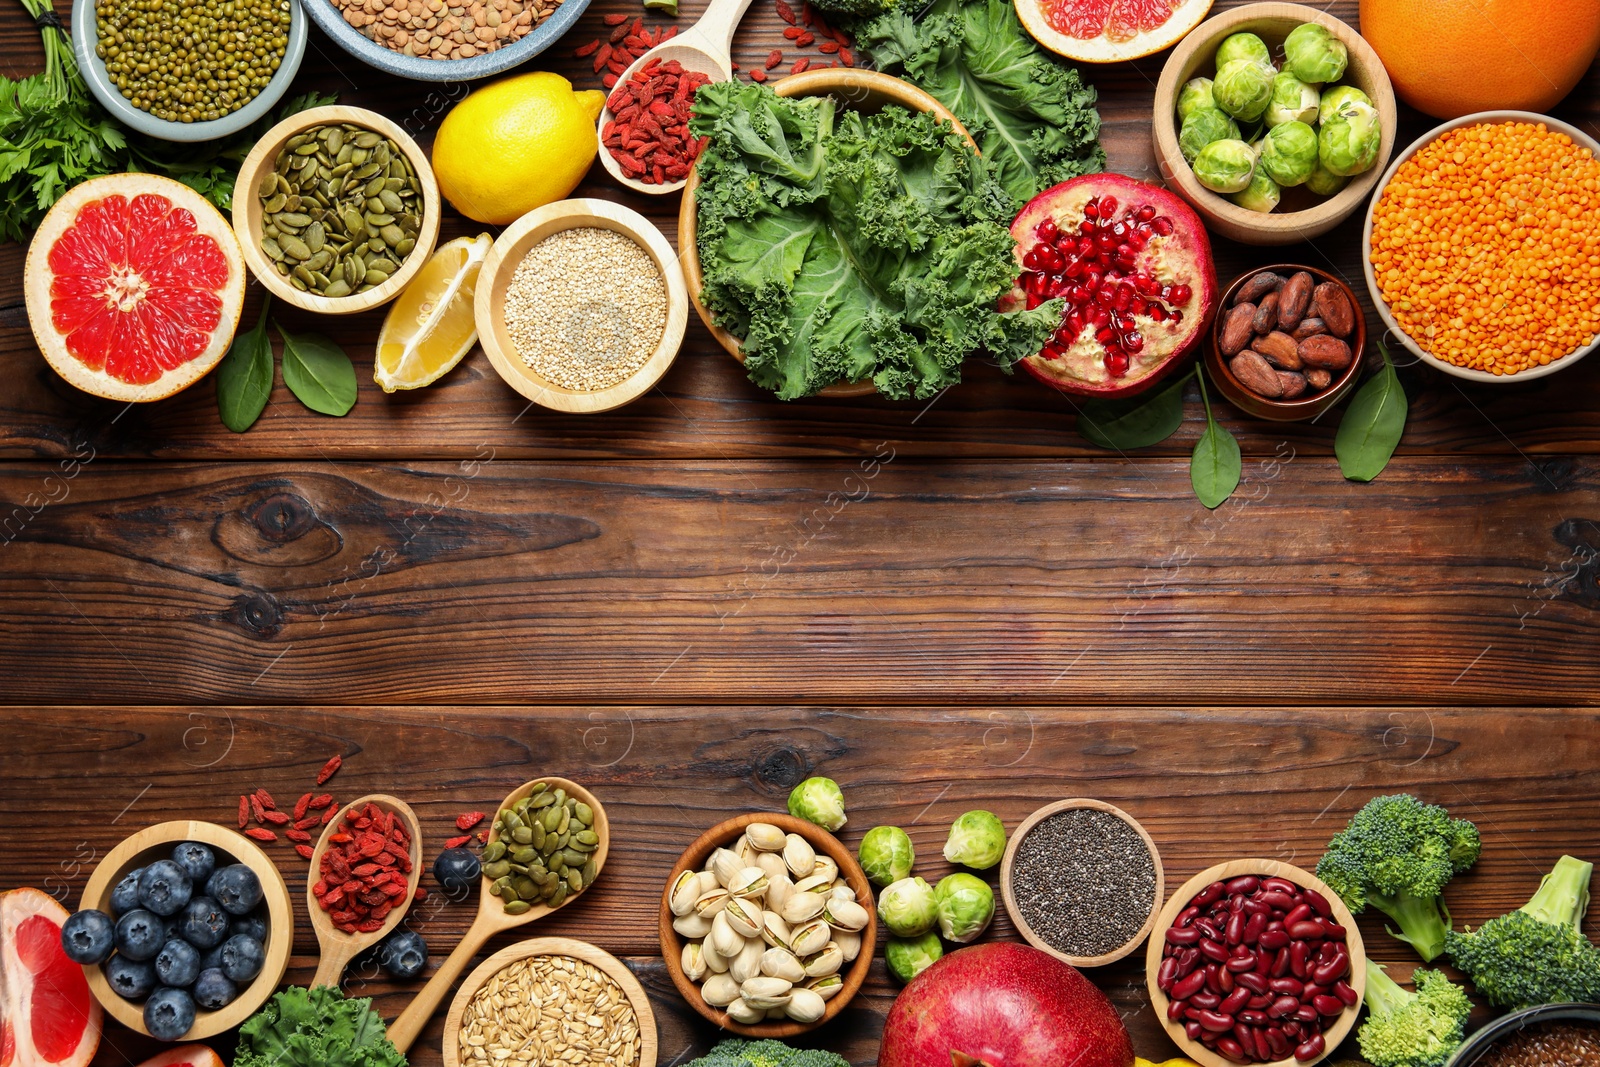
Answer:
(1355, 960, 1470, 1067)
(807, 0, 900, 21)
(685, 1039, 853, 1067)
(1316, 794, 1481, 961)
(1445, 854, 1600, 1008)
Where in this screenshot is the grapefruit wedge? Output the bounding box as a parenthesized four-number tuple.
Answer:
(1016, 0, 1213, 62)
(25, 173, 246, 402)
(136, 1045, 225, 1067)
(0, 888, 102, 1067)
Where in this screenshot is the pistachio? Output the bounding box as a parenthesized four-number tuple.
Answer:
(760, 911, 793, 950)
(669, 870, 701, 916)
(828, 884, 856, 903)
(781, 892, 827, 925)
(765, 871, 795, 915)
(701, 939, 731, 974)
(783, 834, 817, 878)
(701, 973, 741, 1007)
(711, 848, 744, 889)
(733, 834, 759, 868)
(785, 986, 827, 1023)
(709, 911, 746, 958)
(693, 888, 731, 918)
(697, 870, 723, 896)
(682, 941, 708, 982)
(729, 937, 765, 984)
(833, 928, 862, 962)
(726, 998, 765, 1024)
(823, 898, 869, 932)
(790, 918, 832, 957)
(794, 873, 833, 896)
(746, 822, 787, 851)
(812, 855, 840, 883)
(807, 973, 845, 1001)
(760, 947, 806, 983)
(728, 867, 769, 899)
(723, 896, 764, 938)
(803, 941, 844, 978)
(755, 852, 789, 883)
(740, 976, 794, 1010)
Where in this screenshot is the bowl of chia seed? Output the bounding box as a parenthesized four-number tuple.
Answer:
(999, 798, 1164, 968)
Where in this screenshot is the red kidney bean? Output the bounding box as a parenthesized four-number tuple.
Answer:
(1226, 911, 1246, 945)
(1295, 1034, 1326, 1062)
(1284, 903, 1312, 927)
(1192, 992, 1222, 1010)
(1193, 881, 1227, 908)
(1168, 998, 1188, 1021)
(1198, 1010, 1235, 1033)
(1241, 897, 1271, 917)
(1178, 947, 1200, 975)
(1262, 877, 1298, 895)
(1220, 987, 1251, 1015)
(1334, 980, 1359, 1006)
(1171, 969, 1207, 1000)
(1313, 951, 1349, 985)
(1258, 928, 1290, 951)
(1284, 1021, 1304, 1040)
(1323, 922, 1348, 941)
(1233, 1021, 1253, 1048)
(1254, 1026, 1274, 1062)
(1242, 912, 1268, 945)
(1185, 1021, 1203, 1041)
(1314, 994, 1345, 1017)
(1226, 876, 1261, 895)
(1200, 939, 1230, 964)
(1294, 1006, 1318, 1023)
(1238, 1009, 1269, 1025)
(1196, 918, 1222, 941)
(1163, 943, 1176, 959)
(1269, 977, 1304, 996)
(1166, 926, 1200, 945)
(1257, 890, 1296, 911)
(1290, 941, 1310, 979)
(1157, 957, 1179, 992)
(1303, 888, 1332, 918)
(1236, 972, 1269, 994)
(1248, 995, 1272, 1010)
(1175, 905, 1201, 928)
(1218, 966, 1236, 994)
(1268, 995, 1300, 1019)
(1272, 946, 1291, 978)
(1266, 1026, 1290, 1057)
(1288, 920, 1325, 940)
(1228, 894, 1247, 914)
(1227, 953, 1258, 973)
(1217, 1037, 1248, 1063)
(1303, 984, 1326, 1003)
(1199, 1029, 1218, 1048)
(1206, 963, 1224, 994)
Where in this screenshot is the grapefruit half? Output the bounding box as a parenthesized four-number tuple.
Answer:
(136, 1045, 226, 1067)
(1016, 0, 1213, 63)
(0, 888, 102, 1067)
(25, 173, 246, 402)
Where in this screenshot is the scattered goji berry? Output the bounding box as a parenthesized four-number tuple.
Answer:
(839, 47, 853, 66)
(750, 68, 768, 82)
(294, 816, 321, 831)
(796, 31, 815, 46)
(801, 0, 813, 24)
(262, 810, 291, 826)
(315, 755, 342, 785)
(414, 885, 429, 902)
(455, 811, 486, 831)
(237, 795, 250, 829)
(775, 0, 795, 22)
(445, 834, 473, 849)
(293, 793, 312, 821)
(574, 38, 600, 56)
(245, 827, 278, 842)
(602, 11, 627, 23)
(782, 25, 802, 38)
(287, 828, 313, 844)
(310, 793, 334, 809)
(819, 40, 839, 53)
(766, 49, 782, 69)
(321, 805, 338, 826)
(603, 72, 618, 88)
(295, 844, 315, 860)
(792, 57, 810, 73)
(254, 787, 276, 811)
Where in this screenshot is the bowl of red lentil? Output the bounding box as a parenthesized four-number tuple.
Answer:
(1363, 111, 1600, 382)
(1447, 1003, 1600, 1067)
(296, 0, 589, 80)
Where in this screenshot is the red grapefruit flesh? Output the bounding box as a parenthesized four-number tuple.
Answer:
(1002, 173, 1216, 399)
(25, 173, 245, 403)
(136, 1044, 226, 1067)
(0, 889, 101, 1067)
(1016, 0, 1212, 61)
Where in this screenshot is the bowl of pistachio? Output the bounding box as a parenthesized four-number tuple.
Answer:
(232, 105, 441, 315)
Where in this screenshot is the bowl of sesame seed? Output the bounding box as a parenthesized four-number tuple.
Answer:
(474, 198, 688, 413)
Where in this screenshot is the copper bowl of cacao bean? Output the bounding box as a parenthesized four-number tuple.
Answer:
(1205, 265, 1366, 422)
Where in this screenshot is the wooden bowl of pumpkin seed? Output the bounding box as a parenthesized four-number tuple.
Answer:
(233, 105, 441, 315)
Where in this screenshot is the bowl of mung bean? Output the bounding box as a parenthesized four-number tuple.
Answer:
(1363, 111, 1600, 382)
(233, 105, 442, 315)
(475, 198, 689, 414)
(72, 0, 308, 142)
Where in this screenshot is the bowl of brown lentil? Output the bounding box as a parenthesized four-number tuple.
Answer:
(474, 197, 688, 413)
(1448, 1003, 1600, 1067)
(233, 105, 442, 315)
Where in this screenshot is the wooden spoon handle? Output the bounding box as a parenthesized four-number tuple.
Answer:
(385, 919, 493, 1054)
(695, 0, 757, 58)
(310, 942, 355, 990)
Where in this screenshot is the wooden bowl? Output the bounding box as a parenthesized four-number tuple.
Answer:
(305, 795, 424, 989)
(441, 937, 658, 1067)
(473, 198, 688, 414)
(1152, 3, 1397, 246)
(233, 105, 441, 315)
(999, 798, 1164, 968)
(658, 812, 876, 1038)
(1205, 264, 1365, 421)
(80, 820, 294, 1040)
(1144, 859, 1367, 1067)
(678, 68, 976, 400)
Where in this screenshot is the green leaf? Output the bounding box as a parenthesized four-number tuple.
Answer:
(1077, 370, 1191, 450)
(276, 321, 357, 416)
(1335, 340, 1408, 482)
(1190, 367, 1241, 509)
(216, 296, 274, 432)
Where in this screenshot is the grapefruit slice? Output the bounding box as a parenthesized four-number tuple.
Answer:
(136, 1044, 226, 1067)
(1016, 0, 1213, 62)
(0, 888, 102, 1067)
(25, 173, 246, 402)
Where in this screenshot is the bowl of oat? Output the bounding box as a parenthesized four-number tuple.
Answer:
(442, 937, 657, 1067)
(475, 198, 688, 414)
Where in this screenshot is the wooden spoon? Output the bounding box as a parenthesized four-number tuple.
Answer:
(595, 0, 757, 195)
(385, 776, 610, 1053)
(306, 794, 425, 989)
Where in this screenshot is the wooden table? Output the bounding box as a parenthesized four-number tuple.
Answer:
(3, 1, 1599, 1063)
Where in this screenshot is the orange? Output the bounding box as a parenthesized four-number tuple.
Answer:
(1359, 0, 1600, 119)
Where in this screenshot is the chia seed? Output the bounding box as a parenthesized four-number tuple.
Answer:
(1010, 807, 1157, 958)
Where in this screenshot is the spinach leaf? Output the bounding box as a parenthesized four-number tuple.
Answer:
(1077, 370, 1191, 450)
(1335, 340, 1408, 482)
(1191, 366, 1241, 509)
(276, 322, 358, 416)
(215, 296, 274, 433)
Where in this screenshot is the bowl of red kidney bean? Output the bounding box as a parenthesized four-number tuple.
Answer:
(1144, 859, 1366, 1067)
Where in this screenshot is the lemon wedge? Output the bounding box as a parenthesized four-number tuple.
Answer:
(374, 233, 493, 392)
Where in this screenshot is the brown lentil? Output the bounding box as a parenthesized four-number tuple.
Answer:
(1010, 807, 1157, 958)
(1477, 1021, 1600, 1067)
(457, 954, 641, 1067)
(327, 0, 556, 60)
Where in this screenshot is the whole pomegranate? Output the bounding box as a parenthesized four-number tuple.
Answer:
(879, 942, 1134, 1067)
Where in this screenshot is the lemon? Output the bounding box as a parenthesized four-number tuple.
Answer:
(374, 234, 493, 392)
(431, 73, 607, 225)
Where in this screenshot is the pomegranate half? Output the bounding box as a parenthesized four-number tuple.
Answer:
(1002, 173, 1216, 398)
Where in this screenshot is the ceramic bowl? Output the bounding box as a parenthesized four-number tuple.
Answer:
(1152, 2, 1397, 246)
(1447, 1002, 1600, 1066)
(72, 0, 307, 143)
(1362, 110, 1600, 383)
(79, 820, 294, 1040)
(1205, 264, 1366, 421)
(233, 105, 441, 315)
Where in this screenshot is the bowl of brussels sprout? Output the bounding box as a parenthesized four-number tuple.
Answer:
(1152, 3, 1397, 245)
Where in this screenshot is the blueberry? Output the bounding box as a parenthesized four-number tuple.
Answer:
(154, 938, 201, 988)
(105, 953, 156, 1000)
(177, 896, 230, 950)
(432, 847, 481, 901)
(144, 986, 196, 1041)
(111, 868, 144, 915)
(198, 942, 225, 972)
(114, 909, 166, 961)
(170, 842, 216, 885)
(230, 909, 268, 943)
(137, 860, 193, 918)
(219, 934, 264, 983)
(192, 967, 238, 1011)
(376, 929, 428, 980)
(205, 864, 262, 916)
(61, 910, 116, 965)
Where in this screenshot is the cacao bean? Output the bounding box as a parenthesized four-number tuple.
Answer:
(1299, 334, 1352, 371)
(1292, 317, 1328, 341)
(1220, 304, 1256, 356)
(1255, 331, 1302, 370)
(1234, 272, 1284, 307)
(1252, 292, 1280, 335)
(1312, 282, 1356, 338)
(1277, 371, 1308, 399)
(1231, 351, 1284, 398)
(1277, 272, 1314, 331)
(1306, 368, 1333, 390)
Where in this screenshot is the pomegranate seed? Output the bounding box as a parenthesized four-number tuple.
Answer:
(1153, 216, 1175, 236)
(1083, 198, 1099, 218)
(1100, 196, 1118, 216)
(1107, 352, 1130, 377)
(1136, 204, 1156, 222)
(1171, 309, 1184, 324)
(1125, 331, 1144, 352)
(1036, 218, 1059, 241)
(1169, 283, 1192, 305)
(1151, 305, 1168, 322)
(1096, 326, 1115, 344)
(1023, 249, 1042, 271)
(1091, 306, 1111, 328)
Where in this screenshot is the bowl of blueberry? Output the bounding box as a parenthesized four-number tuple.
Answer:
(63, 821, 294, 1041)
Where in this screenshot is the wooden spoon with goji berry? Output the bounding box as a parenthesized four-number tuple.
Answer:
(305, 794, 425, 990)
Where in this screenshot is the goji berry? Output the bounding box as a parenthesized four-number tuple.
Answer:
(444, 834, 473, 849)
(254, 787, 277, 811)
(796, 31, 815, 46)
(609, 22, 627, 43)
(245, 827, 277, 842)
(237, 795, 250, 829)
(766, 49, 782, 69)
(287, 828, 313, 844)
(321, 806, 337, 826)
(574, 38, 600, 56)
(602, 11, 627, 23)
(293, 793, 312, 821)
(414, 885, 429, 901)
(294, 816, 321, 831)
(782, 25, 801, 38)
(262, 810, 291, 826)
(329, 832, 353, 844)
(249, 794, 266, 823)
(456, 811, 486, 831)
(839, 47, 853, 66)
(750, 68, 768, 82)
(775, 0, 795, 22)
(800, 0, 814, 24)
(819, 40, 839, 53)
(295, 844, 315, 860)
(310, 793, 333, 809)
(792, 57, 810, 73)
(603, 72, 618, 88)
(316, 755, 342, 785)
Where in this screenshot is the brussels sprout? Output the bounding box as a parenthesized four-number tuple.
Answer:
(1259, 120, 1319, 186)
(942, 810, 1006, 870)
(877, 876, 938, 937)
(1176, 77, 1215, 121)
(1283, 22, 1348, 84)
(787, 777, 847, 831)
(858, 826, 915, 888)
(885, 932, 943, 983)
(1232, 170, 1282, 213)
(1215, 31, 1271, 70)
(1179, 108, 1241, 164)
(1319, 100, 1382, 176)
(1318, 84, 1372, 127)
(1193, 138, 1257, 194)
(1266, 72, 1320, 127)
(934, 873, 995, 943)
(1304, 162, 1349, 197)
(1213, 59, 1276, 123)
